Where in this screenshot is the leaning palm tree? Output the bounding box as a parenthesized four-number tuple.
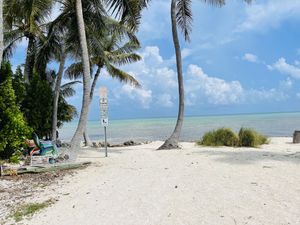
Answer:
(71, 0, 149, 152)
(0, 0, 3, 66)
(65, 19, 141, 146)
(158, 0, 251, 149)
(3, 0, 53, 82)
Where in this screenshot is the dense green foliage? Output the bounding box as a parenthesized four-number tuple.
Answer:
(0, 62, 32, 159)
(198, 127, 268, 148)
(22, 72, 53, 138)
(238, 128, 268, 147)
(12, 66, 26, 106)
(199, 128, 239, 147)
(0, 61, 78, 159)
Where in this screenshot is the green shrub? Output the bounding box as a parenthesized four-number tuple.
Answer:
(199, 128, 239, 147)
(0, 62, 32, 159)
(238, 128, 268, 147)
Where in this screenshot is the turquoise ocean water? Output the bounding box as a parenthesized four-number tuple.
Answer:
(59, 112, 300, 143)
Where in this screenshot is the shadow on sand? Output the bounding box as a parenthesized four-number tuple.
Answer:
(192, 149, 300, 165)
(78, 148, 124, 159)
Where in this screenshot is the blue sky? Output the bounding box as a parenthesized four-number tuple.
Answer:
(10, 0, 300, 120)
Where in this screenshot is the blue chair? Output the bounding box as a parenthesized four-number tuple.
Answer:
(32, 133, 58, 157)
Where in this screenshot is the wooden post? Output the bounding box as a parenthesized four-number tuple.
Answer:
(293, 130, 300, 143)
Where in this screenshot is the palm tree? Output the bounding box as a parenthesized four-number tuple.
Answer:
(158, 0, 251, 149)
(51, 45, 67, 142)
(0, 0, 3, 66)
(70, 0, 149, 152)
(65, 19, 141, 146)
(3, 0, 53, 82)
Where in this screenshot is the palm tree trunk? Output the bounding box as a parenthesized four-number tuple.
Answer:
(83, 66, 101, 146)
(70, 0, 92, 155)
(51, 46, 66, 142)
(90, 66, 101, 100)
(0, 0, 3, 66)
(24, 36, 36, 83)
(158, 0, 185, 150)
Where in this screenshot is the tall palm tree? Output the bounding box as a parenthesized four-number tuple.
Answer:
(3, 0, 53, 82)
(32, 13, 68, 141)
(0, 0, 3, 66)
(65, 19, 141, 146)
(70, 0, 149, 152)
(51, 45, 67, 142)
(158, 0, 251, 149)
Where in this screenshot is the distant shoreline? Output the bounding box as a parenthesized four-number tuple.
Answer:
(72, 111, 300, 122)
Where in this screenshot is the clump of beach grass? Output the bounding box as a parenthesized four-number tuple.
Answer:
(197, 128, 239, 147)
(10, 199, 53, 222)
(198, 127, 268, 148)
(238, 128, 268, 147)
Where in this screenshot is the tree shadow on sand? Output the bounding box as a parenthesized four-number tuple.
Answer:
(78, 148, 124, 159)
(192, 149, 300, 165)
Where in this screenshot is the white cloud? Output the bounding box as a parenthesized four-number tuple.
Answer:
(156, 94, 174, 108)
(185, 64, 289, 106)
(111, 46, 290, 109)
(247, 88, 288, 102)
(279, 78, 293, 90)
(297, 93, 300, 99)
(243, 53, 258, 63)
(116, 84, 152, 109)
(268, 57, 300, 79)
(185, 65, 244, 105)
(141, 46, 164, 65)
(236, 0, 300, 33)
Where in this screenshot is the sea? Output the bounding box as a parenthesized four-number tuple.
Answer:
(58, 112, 300, 143)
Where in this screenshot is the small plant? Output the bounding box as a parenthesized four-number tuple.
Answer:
(10, 200, 53, 222)
(238, 128, 268, 147)
(199, 128, 239, 147)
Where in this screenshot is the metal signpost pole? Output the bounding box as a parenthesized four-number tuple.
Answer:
(104, 126, 107, 157)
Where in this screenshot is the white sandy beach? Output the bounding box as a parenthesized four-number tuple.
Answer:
(11, 137, 300, 225)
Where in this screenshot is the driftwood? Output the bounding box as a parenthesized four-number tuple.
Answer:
(293, 130, 300, 143)
(0, 161, 91, 176)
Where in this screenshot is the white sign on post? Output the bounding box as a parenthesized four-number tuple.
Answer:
(99, 87, 108, 127)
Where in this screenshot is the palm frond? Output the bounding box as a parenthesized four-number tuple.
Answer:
(176, 0, 193, 42)
(106, 0, 148, 31)
(60, 81, 82, 98)
(64, 62, 84, 80)
(105, 62, 140, 87)
(106, 52, 141, 66)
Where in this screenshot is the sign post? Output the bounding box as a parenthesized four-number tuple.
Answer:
(99, 87, 108, 157)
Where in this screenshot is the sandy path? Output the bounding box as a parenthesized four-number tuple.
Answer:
(23, 138, 300, 225)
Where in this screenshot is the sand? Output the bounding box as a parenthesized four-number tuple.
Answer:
(11, 137, 300, 225)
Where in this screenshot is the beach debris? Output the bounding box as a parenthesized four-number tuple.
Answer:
(0, 161, 91, 176)
(263, 166, 272, 169)
(124, 140, 135, 146)
(90, 140, 145, 148)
